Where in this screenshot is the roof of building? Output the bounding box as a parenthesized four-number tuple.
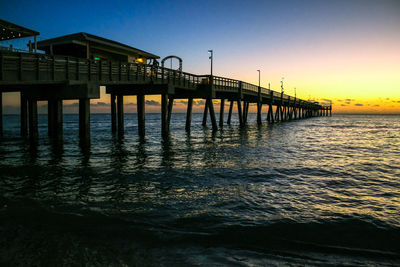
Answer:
(37, 32, 159, 59)
(0, 19, 40, 41)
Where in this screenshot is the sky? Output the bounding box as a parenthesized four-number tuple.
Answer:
(1, 0, 399, 114)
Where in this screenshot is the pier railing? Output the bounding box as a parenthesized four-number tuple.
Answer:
(0, 51, 326, 106)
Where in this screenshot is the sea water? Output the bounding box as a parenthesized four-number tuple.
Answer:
(1, 113, 399, 265)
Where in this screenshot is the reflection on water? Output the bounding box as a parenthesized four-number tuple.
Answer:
(1, 114, 400, 265)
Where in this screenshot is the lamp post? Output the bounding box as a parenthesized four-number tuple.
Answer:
(257, 70, 260, 87)
(281, 77, 284, 94)
(208, 50, 213, 76)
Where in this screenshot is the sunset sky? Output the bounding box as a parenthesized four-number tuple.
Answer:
(1, 0, 399, 114)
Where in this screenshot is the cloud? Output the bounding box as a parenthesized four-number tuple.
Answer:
(64, 102, 79, 107)
(354, 103, 363, 106)
(145, 100, 161, 106)
(194, 100, 205, 106)
(93, 101, 108, 106)
(341, 104, 347, 106)
(374, 104, 380, 107)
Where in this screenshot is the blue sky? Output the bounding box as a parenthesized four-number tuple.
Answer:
(1, 0, 400, 113)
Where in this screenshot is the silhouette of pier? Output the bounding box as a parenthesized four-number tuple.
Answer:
(0, 23, 331, 142)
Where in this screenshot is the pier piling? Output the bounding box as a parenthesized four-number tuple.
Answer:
(20, 94, 28, 136)
(110, 93, 116, 133)
(79, 99, 90, 140)
(28, 98, 38, 140)
(117, 95, 124, 136)
(161, 93, 169, 136)
(185, 98, 193, 131)
(137, 94, 145, 137)
(208, 98, 218, 131)
(227, 100, 233, 125)
(0, 92, 3, 137)
(219, 99, 225, 127)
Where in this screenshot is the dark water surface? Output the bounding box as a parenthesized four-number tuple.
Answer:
(1, 114, 399, 266)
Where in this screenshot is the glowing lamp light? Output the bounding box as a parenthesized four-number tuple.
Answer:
(94, 57, 101, 60)
(136, 58, 144, 63)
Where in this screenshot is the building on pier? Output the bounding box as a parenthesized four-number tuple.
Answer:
(0, 19, 39, 53)
(36, 32, 159, 63)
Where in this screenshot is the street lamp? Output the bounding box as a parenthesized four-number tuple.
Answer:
(257, 70, 260, 87)
(294, 87, 297, 98)
(208, 50, 213, 76)
(281, 77, 284, 94)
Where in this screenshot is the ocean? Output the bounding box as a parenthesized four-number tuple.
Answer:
(1, 113, 399, 266)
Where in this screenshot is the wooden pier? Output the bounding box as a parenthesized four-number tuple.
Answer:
(0, 50, 332, 141)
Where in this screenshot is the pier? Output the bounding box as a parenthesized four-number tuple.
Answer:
(0, 23, 331, 142)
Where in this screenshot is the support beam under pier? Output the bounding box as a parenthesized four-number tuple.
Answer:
(237, 100, 243, 126)
(208, 98, 218, 131)
(202, 99, 209, 127)
(167, 97, 174, 126)
(219, 99, 225, 127)
(161, 93, 169, 136)
(227, 100, 233, 125)
(117, 95, 124, 136)
(79, 99, 90, 140)
(28, 98, 38, 140)
(137, 94, 145, 137)
(257, 102, 262, 125)
(20, 94, 28, 136)
(185, 98, 193, 132)
(110, 93, 116, 133)
(0, 92, 3, 137)
(48, 99, 63, 139)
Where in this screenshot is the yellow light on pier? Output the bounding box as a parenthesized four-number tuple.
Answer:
(136, 58, 144, 63)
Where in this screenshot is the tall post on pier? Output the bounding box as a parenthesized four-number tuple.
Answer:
(110, 93, 116, 133)
(137, 94, 145, 137)
(185, 98, 193, 131)
(20, 93, 28, 136)
(227, 100, 233, 125)
(28, 98, 38, 140)
(219, 99, 225, 127)
(79, 99, 90, 140)
(117, 95, 124, 136)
